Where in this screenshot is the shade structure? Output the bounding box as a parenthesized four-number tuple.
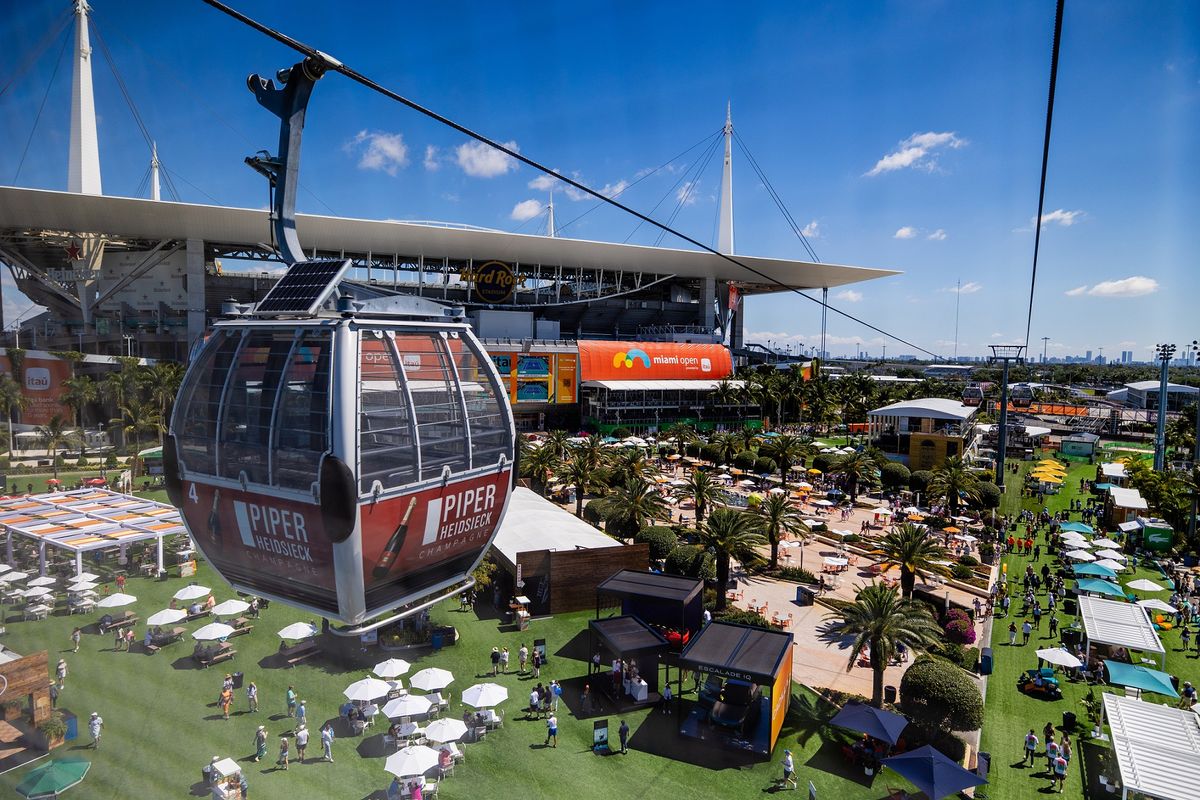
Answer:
(1076, 578, 1127, 598)
(385, 744, 440, 778)
(1095, 559, 1126, 572)
(96, 592, 137, 608)
(344, 677, 391, 702)
(1092, 538, 1121, 549)
(173, 584, 211, 601)
(812, 499, 834, 507)
(0, 564, 10, 573)
(1104, 660, 1179, 698)
(373, 658, 412, 679)
(191, 622, 235, 641)
(942, 526, 961, 534)
(1064, 549, 1095, 562)
(829, 702, 910, 746)
(147, 608, 187, 626)
(424, 718, 468, 743)
(409, 667, 455, 692)
(1103, 693, 1200, 800)
(1060, 538, 1090, 549)
(72, 571, 99, 582)
(67, 581, 98, 592)
(1095, 549, 1126, 562)
(882, 745, 987, 799)
(21, 586, 52, 598)
(277, 622, 318, 640)
(27, 576, 57, 587)
(1036, 648, 1083, 669)
(1137, 598, 1179, 614)
(382, 694, 432, 719)
(1059, 521, 1094, 534)
(15, 757, 91, 799)
(210, 599, 251, 617)
(1126, 579, 1165, 593)
(0, 570, 28, 582)
(461, 682, 509, 708)
(1073, 563, 1119, 580)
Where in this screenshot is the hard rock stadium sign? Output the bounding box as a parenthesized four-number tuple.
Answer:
(460, 260, 526, 303)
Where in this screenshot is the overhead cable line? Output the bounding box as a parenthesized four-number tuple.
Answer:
(625, 133, 721, 244)
(201, 0, 941, 360)
(0, 8, 71, 101)
(13, 28, 71, 183)
(1022, 0, 1066, 352)
(734, 131, 820, 263)
(652, 134, 722, 247)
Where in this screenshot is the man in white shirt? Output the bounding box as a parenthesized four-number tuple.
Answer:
(88, 712, 104, 749)
(781, 749, 797, 790)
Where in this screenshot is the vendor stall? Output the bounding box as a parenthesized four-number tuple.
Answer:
(209, 757, 243, 799)
(596, 570, 703, 648)
(587, 615, 670, 708)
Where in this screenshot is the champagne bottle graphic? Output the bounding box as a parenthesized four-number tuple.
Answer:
(372, 496, 418, 580)
(207, 488, 223, 554)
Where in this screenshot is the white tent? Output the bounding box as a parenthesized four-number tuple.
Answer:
(1103, 693, 1200, 800)
(1077, 595, 1165, 668)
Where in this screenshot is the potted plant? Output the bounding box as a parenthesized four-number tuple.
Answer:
(1, 699, 23, 721)
(1096, 747, 1121, 793)
(36, 711, 68, 750)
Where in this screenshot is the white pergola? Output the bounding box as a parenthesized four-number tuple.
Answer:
(1103, 693, 1200, 800)
(0, 489, 186, 577)
(1077, 595, 1166, 668)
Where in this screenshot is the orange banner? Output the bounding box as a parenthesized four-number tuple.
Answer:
(0, 354, 74, 426)
(577, 341, 733, 382)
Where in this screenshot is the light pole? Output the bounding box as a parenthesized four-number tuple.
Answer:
(1153, 343, 1176, 471)
(1189, 340, 1199, 546)
(989, 344, 1026, 492)
(1041, 336, 1049, 364)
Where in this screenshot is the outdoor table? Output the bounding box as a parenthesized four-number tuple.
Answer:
(630, 678, 648, 703)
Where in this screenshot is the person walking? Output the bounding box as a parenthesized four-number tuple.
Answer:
(286, 685, 297, 717)
(1008, 622, 1018, 646)
(551, 680, 561, 712)
(1024, 729, 1039, 766)
(220, 687, 234, 720)
(618, 720, 629, 754)
(532, 648, 542, 678)
(499, 647, 510, 674)
(544, 713, 558, 748)
(1045, 736, 1059, 774)
(70, 627, 81, 653)
(88, 712, 104, 749)
(56, 658, 68, 688)
(49, 682, 59, 709)
(519, 643, 529, 675)
(1050, 753, 1068, 792)
(253, 726, 268, 762)
(295, 725, 309, 762)
(295, 700, 307, 731)
(277, 737, 289, 770)
(247, 681, 259, 713)
(320, 722, 334, 762)
(1182, 627, 1192, 653)
(782, 748, 798, 790)
(116, 573, 126, 592)
(490, 647, 500, 676)
(1022, 620, 1033, 646)
(661, 682, 673, 715)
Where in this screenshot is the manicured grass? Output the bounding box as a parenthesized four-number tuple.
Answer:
(980, 457, 1199, 800)
(0, 560, 917, 799)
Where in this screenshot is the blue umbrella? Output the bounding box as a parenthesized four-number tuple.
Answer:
(1075, 578, 1126, 598)
(882, 745, 987, 799)
(1073, 563, 1119, 580)
(829, 702, 910, 746)
(1103, 660, 1179, 698)
(1060, 521, 1094, 534)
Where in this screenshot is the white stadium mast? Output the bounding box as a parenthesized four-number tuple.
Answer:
(717, 101, 734, 256)
(68, 0, 102, 195)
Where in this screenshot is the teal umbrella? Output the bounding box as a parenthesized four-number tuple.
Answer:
(1104, 660, 1178, 698)
(1073, 563, 1119, 580)
(15, 758, 91, 799)
(1060, 521, 1094, 534)
(1075, 578, 1126, 598)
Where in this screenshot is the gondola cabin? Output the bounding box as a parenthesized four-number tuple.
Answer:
(961, 385, 984, 407)
(163, 260, 516, 625)
(1010, 384, 1034, 409)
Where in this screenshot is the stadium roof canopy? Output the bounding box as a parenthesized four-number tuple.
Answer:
(0, 186, 898, 294)
(868, 398, 977, 421)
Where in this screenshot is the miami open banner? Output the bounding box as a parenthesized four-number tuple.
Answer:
(576, 341, 733, 382)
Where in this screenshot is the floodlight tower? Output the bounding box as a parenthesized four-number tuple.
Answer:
(1153, 343, 1176, 471)
(1189, 340, 1199, 546)
(989, 344, 1026, 491)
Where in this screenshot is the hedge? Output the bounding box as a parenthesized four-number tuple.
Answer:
(899, 655, 984, 735)
(635, 526, 679, 561)
(880, 461, 911, 490)
(909, 470, 933, 495)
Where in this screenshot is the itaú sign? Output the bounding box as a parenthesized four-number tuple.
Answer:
(461, 260, 526, 303)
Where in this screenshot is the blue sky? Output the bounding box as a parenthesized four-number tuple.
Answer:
(2, 1, 1197, 360)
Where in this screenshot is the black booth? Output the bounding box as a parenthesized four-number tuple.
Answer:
(588, 615, 670, 708)
(595, 570, 703, 649)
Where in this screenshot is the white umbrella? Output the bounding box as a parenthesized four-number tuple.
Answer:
(1064, 549, 1095, 562)
(952, 515, 974, 523)
(384, 744, 440, 778)
(1095, 549, 1126, 562)
(67, 581, 98, 592)
(952, 534, 977, 543)
(1092, 538, 1121, 549)
(1095, 559, 1126, 572)
(97, 592, 137, 608)
(173, 585, 211, 601)
(1036, 648, 1083, 669)
(873, 507, 893, 515)
(72, 571, 99, 582)
(779, 541, 798, 550)
(738, 479, 756, 487)
(1126, 579, 1165, 592)
(823, 557, 848, 567)
(373, 658, 412, 679)
(409, 667, 455, 692)
(424, 718, 468, 743)
(382, 694, 432, 719)
(1060, 536, 1089, 547)
(804, 519, 823, 527)
(461, 682, 509, 708)
(1138, 598, 1179, 614)
(812, 499, 834, 507)
(0, 564, 10, 573)
(192, 622, 235, 640)
(344, 677, 392, 702)
(668, 479, 689, 487)
(768, 487, 787, 495)
(277, 622, 318, 640)
(21, 586, 52, 598)
(210, 599, 251, 617)
(28, 576, 57, 587)
(1, 570, 29, 582)
(147, 608, 187, 626)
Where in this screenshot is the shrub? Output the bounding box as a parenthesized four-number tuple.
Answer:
(700, 444, 722, 464)
(685, 442, 703, 458)
(635, 526, 679, 561)
(732, 451, 757, 471)
(974, 481, 1001, 509)
(76, 453, 88, 467)
(925, 515, 949, 531)
(581, 503, 605, 526)
(611, 427, 632, 439)
(775, 566, 818, 584)
(754, 456, 777, 476)
(950, 564, 974, 581)
(957, 554, 979, 567)
(977, 541, 996, 564)
(811, 453, 837, 474)
(665, 544, 714, 580)
(899, 655, 984, 736)
(714, 608, 772, 629)
(909, 470, 933, 495)
(880, 462, 911, 490)
(938, 642, 980, 671)
(37, 711, 67, 741)
(840, 534, 861, 544)
(105, 453, 118, 468)
(941, 609, 977, 645)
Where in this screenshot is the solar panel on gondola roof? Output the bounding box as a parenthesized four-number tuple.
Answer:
(254, 258, 352, 316)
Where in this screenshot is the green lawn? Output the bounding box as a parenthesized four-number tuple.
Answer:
(979, 457, 1199, 800)
(0, 558, 920, 799)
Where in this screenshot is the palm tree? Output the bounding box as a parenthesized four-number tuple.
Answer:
(665, 422, 696, 456)
(678, 468, 721, 529)
(61, 375, 98, 431)
(926, 455, 982, 516)
(143, 361, 185, 428)
(572, 434, 607, 473)
(0, 374, 30, 455)
(590, 476, 671, 539)
(610, 447, 658, 488)
(710, 432, 741, 465)
(757, 492, 806, 569)
(698, 508, 767, 611)
(823, 582, 943, 706)
(561, 454, 596, 518)
(111, 398, 161, 459)
(831, 450, 878, 503)
(762, 433, 810, 489)
(521, 441, 560, 494)
(104, 360, 142, 451)
(871, 523, 952, 598)
(34, 415, 79, 479)
(542, 429, 572, 461)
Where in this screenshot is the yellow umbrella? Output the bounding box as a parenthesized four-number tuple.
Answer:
(808, 468, 822, 475)
(907, 514, 924, 522)
(943, 526, 961, 534)
(1036, 476, 1064, 484)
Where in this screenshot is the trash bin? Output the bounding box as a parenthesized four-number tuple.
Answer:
(231, 671, 244, 690)
(884, 685, 897, 704)
(979, 647, 994, 676)
(431, 632, 444, 651)
(62, 710, 78, 741)
(796, 586, 814, 606)
(434, 626, 457, 646)
(1063, 711, 1077, 732)
(1063, 598, 1077, 615)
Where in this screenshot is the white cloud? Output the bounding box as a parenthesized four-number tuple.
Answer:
(946, 281, 982, 294)
(598, 180, 629, 198)
(927, 229, 947, 241)
(1064, 285, 1088, 297)
(834, 289, 862, 303)
(801, 220, 820, 238)
(1037, 208, 1085, 228)
(346, 130, 409, 176)
(676, 181, 699, 206)
(510, 199, 543, 222)
(528, 170, 628, 201)
(865, 131, 966, 176)
(1119, 340, 1136, 347)
(990, 332, 1005, 339)
(455, 139, 519, 178)
(528, 173, 557, 191)
(894, 226, 918, 239)
(1086, 276, 1159, 297)
(423, 145, 440, 171)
